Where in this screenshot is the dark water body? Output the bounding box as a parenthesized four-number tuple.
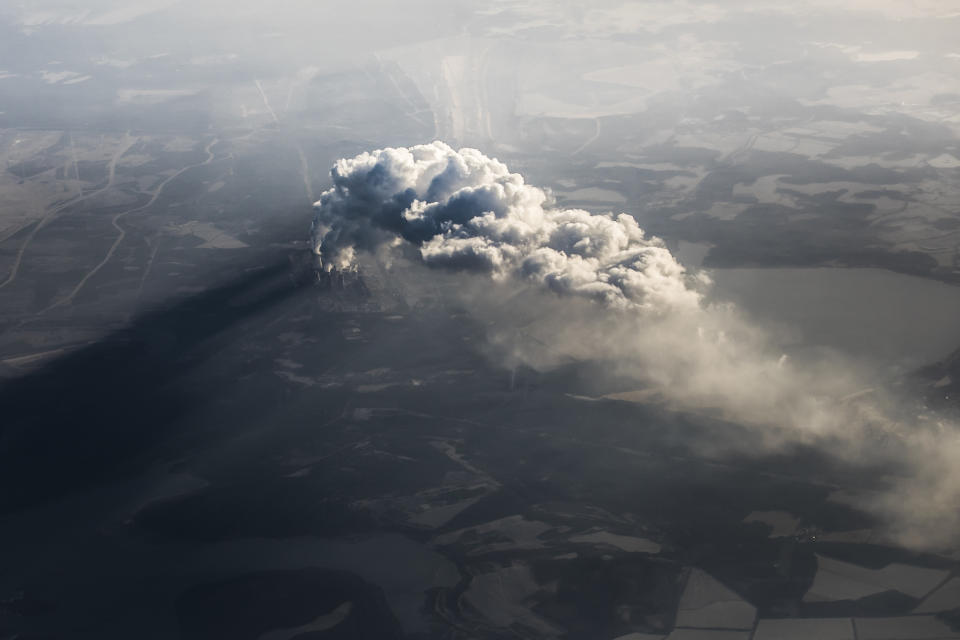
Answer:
(707, 267, 960, 368)
(676, 240, 960, 367)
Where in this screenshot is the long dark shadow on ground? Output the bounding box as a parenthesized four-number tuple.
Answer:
(0, 257, 312, 514)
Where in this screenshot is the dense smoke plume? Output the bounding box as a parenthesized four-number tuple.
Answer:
(311, 141, 960, 550)
(311, 142, 704, 312)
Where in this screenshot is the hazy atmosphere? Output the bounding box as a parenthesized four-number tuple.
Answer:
(2, 1, 960, 639)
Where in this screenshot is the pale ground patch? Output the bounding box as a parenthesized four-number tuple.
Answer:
(92, 56, 137, 69)
(854, 615, 960, 639)
(135, 174, 165, 192)
(117, 153, 154, 168)
(928, 153, 960, 169)
(675, 241, 712, 268)
(190, 53, 239, 66)
(776, 180, 902, 197)
(854, 195, 907, 217)
(580, 37, 738, 92)
(855, 50, 920, 62)
(749, 133, 806, 154)
(673, 131, 753, 157)
(463, 563, 563, 636)
(596, 161, 688, 171)
(788, 137, 839, 157)
(749, 128, 841, 156)
(913, 178, 960, 208)
(669, 211, 697, 221)
(476, 2, 960, 38)
(569, 530, 661, 554)
(581, 36, 738, 101)
(664, 630, 750, 640)
(891, 241, 960, 269)
(274, 371, 318, 387)
(934, 375, 953, 389)
(802, 72, 960, 129)
(816, 529, 878, 544)
(753, 617, 854, 640)
(914, 577, 960, 613)
(356, 382, 399, 392)
(663, 174, 703, 192)
(1, 130, 64, 163)
(116, 88, 198, 105)
(430, 439, 501, 489)
(356, 436, 498, 530)
(0, 190, 53, 241)
(259, 602, 352, 640)
(169, 221, 247, 249)
(821, 153, 929, 170)
(407, 495, 486, 528)
(700, 202, 749, 221)
(517, 91, 648, 119)
(125, 471, 209, 522)
(583, 63, 680, 92)
(40, 70, 90, 84)
(785, 212, 823, 223)
(17, 1, 179, 28)
(743, 511, 800, 538)
(580, 3, 728, 36)
(882, 202, 947, 226)
(804, 554, 949, 601)
(0, 346, 74, 369)
(162, 136, 199, 152)
(555, 187, 626, 203)
(733, 175, 797, 208)
(781, 120, 886, 140)
(675, 569, 756, 630)
(435, 515, 554, 555)
(884, 234, 960, 267)
(0, 131, 138, 241)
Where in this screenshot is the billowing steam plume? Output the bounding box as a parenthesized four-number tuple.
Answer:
(311, 142, 704, 312)
(311, 141, 960, 550)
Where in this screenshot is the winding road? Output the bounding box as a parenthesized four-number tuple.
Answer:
(0, 132, 137, 291)
(42, 137, 219, 312)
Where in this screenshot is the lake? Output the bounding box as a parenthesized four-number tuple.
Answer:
(678, 242, 960, 368)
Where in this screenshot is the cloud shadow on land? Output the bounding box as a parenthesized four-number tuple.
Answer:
(0, 258, 311, 515)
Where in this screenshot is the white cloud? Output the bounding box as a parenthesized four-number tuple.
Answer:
(312, 141, 705, 312)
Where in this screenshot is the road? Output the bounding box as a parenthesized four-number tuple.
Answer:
(0, 132, 136, 291)
(42, 137, 220, 312)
